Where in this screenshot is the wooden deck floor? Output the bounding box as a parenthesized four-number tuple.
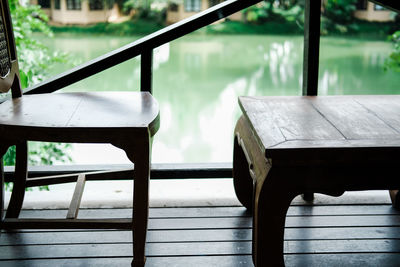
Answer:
(1, 202, 400, 266)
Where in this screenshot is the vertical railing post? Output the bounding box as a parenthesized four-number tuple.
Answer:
(302, 0, 321, 96)
(302, 0, 321, 202)
(141, 49, 153, 94)
(0, 158, 4, 225)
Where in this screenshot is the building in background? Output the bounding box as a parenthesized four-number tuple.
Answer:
(354, 0, 393, 22)
(33, 0, 395, 25)
(168, 0, 395, 25)
(32, 0, 120, 25)
(166, 0, 242, 24)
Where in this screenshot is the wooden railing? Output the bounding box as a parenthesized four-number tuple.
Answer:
(23, 0, 262, 95)
(3, 0, 400, 181)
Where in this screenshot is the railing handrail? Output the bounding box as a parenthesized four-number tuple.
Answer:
(23, 0, 261, 95)
(369, 0, 400, 12)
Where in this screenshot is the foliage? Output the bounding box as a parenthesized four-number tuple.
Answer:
(321, 0, 357, 34)
(4, 0, 72, 191)
(323, 0, 357, 24)
(242, 0, 385, 36)
(120, 0, 166, 25)
(244, 0, 304, 25)
(385, 31, 400, 72)
(205, 20, 303, 35)
(9, 0, 68, 87)
(123, 0, 166, 24)
(123, 0, 148, 13)
(350, 20, 399, 38)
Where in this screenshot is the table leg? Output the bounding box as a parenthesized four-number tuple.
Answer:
(233, 133, 253, 210)
(302, 192, 314, 202)
(390, 190, 400, 209)
(253, 167, 298, 267)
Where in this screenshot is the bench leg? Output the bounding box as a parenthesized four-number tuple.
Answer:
(253, 167, 297, 267)
(6, 142, 28, 218)
(0, 145, 10, 225)
(122, 132, 151, 267)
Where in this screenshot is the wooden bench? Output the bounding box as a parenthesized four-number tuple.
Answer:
(233, 95, 400, 266)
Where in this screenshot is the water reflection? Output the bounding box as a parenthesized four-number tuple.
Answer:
(37, 34, 400, 164)
(153, 43, 170, 70)
(267, 41, 298, 86)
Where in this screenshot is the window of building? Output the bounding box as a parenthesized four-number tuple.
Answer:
(209, 0, 219, 7)
(38, 0, 50, 8)
(89, 0, 103, 10)
(169, 3, 178, 12)
(67, 0, 81, 10)
(355, 0, 367, 10)
(374, 4, 385, 11)
(107, 0, 114, 10)
(54, 0, 61, 10)
(184, 0, 201, 12)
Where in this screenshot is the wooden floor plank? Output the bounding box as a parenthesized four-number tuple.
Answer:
(12, 215, 400, 231)
(2, 203, 400, 266)
(2, 254, 400, 267)
(16, 204, 399, 219)
(3, 226, 400, 245)
(285, 253, 400, 267)
(2, 239, 400, 260)
(0, 256, 253, 267)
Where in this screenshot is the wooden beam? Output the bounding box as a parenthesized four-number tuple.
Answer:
(141, 50, 153, 93)
(0, 159, 4, 224)
(4, 163, 233, 183)
(24, 169, 134, 187)
(302, 0, 321, 96)
(67, 174, 86, 219)
(368, 0, 400, 13)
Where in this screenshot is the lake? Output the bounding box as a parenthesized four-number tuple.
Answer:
(38, 33, 400, 164)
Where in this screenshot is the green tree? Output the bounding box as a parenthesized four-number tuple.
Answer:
(123, 0, 166, 23)
(244, 0, 304, 24)
(385, 30, 400, 72)
(321, 0, 357, 34)
(4, 0, 72, 189)
(9, 0, 67, 87)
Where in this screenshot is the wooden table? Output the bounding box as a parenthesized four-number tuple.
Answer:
(233, 95, 400, 266)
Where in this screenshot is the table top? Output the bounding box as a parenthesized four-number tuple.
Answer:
(239, 95, 400, 160)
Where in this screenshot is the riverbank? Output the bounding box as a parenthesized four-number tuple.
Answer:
(50, 18, 398, 39)
(50, 19, 164, 36)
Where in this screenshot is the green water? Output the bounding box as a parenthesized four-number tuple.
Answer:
(39, 33, 400, 163)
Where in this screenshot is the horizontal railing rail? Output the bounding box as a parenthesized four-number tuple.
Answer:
(3, 163, 233, 184)
(369, 0, 400, 12)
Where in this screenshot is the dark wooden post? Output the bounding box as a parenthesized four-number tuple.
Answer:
(302, 0, 321, 201)
(302, 0, 321, 96)
(141, 49, 153, 94)
(1, 158, 4, 225)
